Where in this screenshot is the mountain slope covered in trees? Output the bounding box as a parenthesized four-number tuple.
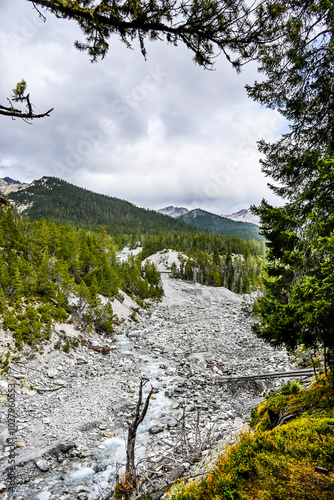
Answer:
(7, 177, 263, 241)
(7, 177, 196, 237)
(178, 209, 263, 241)
(139, 232, 265, 293)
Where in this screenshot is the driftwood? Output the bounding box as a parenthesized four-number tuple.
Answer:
(216, 368, 314, 385)
(35, 385, 65, 393)
(87, 343, 115, 355)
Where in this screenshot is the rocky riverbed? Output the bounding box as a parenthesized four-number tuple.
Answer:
(0, 257, 297, 499)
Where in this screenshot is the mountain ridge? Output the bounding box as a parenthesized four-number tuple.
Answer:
(178, 208, 263, 241)
(157, 205, 262, 240)
(5, 176, 197, 236)
(157, 206, 189, 218)
(5, 177, 263, 241)
(223, 208, 260, 226)
(158, 205, 260, 226)
(2, 176, 25, 185)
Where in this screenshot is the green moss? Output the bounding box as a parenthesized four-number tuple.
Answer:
(167, 376, 334, 500)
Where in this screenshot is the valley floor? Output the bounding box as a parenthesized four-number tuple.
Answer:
(0, 273, 296, 499)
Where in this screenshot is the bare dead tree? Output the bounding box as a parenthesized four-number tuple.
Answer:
(96, 401, 228, 500)
(130, 404, 226, 499)
(124, 377, 154, 490)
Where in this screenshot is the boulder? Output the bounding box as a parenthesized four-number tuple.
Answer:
(149, 425, 164, 435)
(47, 368, 58, 378)
(35, 459, 50, 472)
(57, 441, 76, 453)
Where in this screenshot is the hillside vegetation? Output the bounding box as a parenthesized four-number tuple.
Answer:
(0, 204, 266, 355)
(120, 232, 266, 294)
(0, 207, 162, 352)
(168, 376, 334, 500)
(8, 177, 263, 241)
(8, 177, 195, 236)
(179, 209, 263, 241)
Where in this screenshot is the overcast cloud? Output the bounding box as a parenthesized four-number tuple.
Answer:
(0, 0, 286, 215)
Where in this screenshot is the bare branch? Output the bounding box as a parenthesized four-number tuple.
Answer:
(0, 81, 53, 122)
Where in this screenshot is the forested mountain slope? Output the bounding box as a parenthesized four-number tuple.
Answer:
(7, 177, 196, 237)
(7, 177, 263, 241)
(178, 209, 263, 241)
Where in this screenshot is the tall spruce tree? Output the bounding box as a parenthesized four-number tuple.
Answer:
(249, 1, 334, 371)
(245, 0, 334, 180)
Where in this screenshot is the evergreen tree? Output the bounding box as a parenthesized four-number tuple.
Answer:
(247, 0, 334, 369)
(12, 267, 24, 303)
(245, 1, 334, 180)
(25, 0, 271, 69)
(0, 285, 7, 313)
(253, 155, 334, 370)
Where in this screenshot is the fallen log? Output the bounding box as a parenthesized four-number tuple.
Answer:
(87, 343, 115, 354)
(216, 368, 314, 385)
(35, 385, 65, 393)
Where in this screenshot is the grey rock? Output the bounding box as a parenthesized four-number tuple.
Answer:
(166, 419, 178, 428)
(0, 380, 8, 392)
(94, 463, 106, 473)
(148, 425, 164, 435)
(0, 425, 9, 445)
(54, 378, 67, 386)
(185, 404, 195, 412)
(75, 485, 92, 493)
(47, 368, 58, 378)
(76, 357, 88, 365)
(57, 441, 76, 453)
(35, 459, 50, 472)
(233, 417, 244, 429)
(11, 373, 26, 380)
(77, 494, 89, 500)
(0, 482, 6, 492)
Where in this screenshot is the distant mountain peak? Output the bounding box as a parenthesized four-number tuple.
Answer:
(2, 177, 24, 185)
(223, 208, 260, 226)
(0, 177, 29, 196)
(158, 206, 189, 218)
(178, 208, 263, 241)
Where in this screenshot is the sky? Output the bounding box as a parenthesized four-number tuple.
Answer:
(0, 0, 286, 215)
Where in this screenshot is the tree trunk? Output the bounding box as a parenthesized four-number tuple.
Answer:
(125, 432, 137, 485)
(324, 344, 327, 377)
(122, 378, 154, 493)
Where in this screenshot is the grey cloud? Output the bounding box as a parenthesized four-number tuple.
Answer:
(0, 0, 285, 215)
